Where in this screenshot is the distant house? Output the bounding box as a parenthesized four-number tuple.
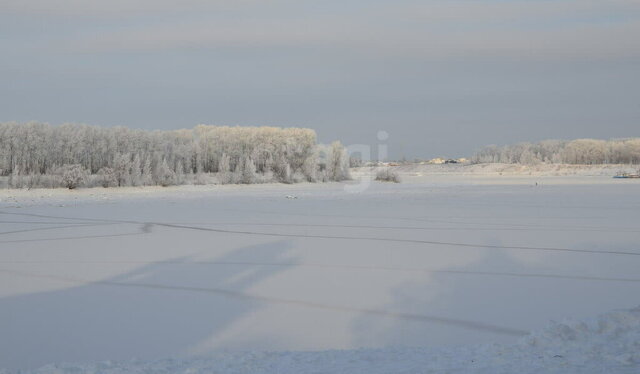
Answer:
(427, 158, 446, 164)
(425, 157, 468, 165)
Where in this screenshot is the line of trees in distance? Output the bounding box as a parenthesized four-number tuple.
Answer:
(472, 138, 640, 165)
(0, 122, 351, 189)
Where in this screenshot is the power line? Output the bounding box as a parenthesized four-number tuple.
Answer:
(1, 210, 638, 257)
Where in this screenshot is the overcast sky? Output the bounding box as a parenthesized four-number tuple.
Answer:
(1, 0, 639, 158)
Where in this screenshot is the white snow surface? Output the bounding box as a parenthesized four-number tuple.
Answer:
(1, 164, 639, 373)
(5, 306, 640, 373)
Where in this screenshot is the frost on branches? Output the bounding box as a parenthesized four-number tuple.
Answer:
(0, 122, 351, 189)
(472, 138, 640, 165)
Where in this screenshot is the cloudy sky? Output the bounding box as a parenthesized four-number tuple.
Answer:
(1, 0, 639, 158)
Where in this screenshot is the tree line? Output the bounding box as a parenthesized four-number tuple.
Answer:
(0, 122, 351, 189)
(472, 138, 640, 165)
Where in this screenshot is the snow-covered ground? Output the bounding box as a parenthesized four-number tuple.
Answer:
(1, 165, 639, 372)
(6, 306, 640, 373)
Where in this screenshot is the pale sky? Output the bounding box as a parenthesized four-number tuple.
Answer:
(1, 0, 639, 158)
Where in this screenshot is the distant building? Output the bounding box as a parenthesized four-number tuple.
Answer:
(425, 157, 468, 164)
(427, 158, 446, 164)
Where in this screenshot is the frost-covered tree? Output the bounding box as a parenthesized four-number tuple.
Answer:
(519, 149, 539, 165)
(326, 141, 351, 181)
(156, 159, 176, 187)
(217, 153, 232, 184)
(175, 162, 184, 184)
(270, 153, 291, 183)
(141, 157, 154, 186)
(113, 154, 131, 187)
(302, 151, 318, 182)
(239, 156, 257, 184)
(130, 154, 142, 186)
(472, 138, 640, 165)
(60, 164, 88, 189)
(0, 122, 356, 188)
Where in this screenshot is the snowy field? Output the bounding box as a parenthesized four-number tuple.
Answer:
(1, 166, 639, 373)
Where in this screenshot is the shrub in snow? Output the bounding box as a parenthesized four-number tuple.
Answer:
(59, 164, 88, 189)
(292, 171, 307, 183)
(22, 174, 41, 189)
(192, 172, 210, 185)
(375, 168, 401, 183)
(254, 170, 273, 184)
(96, 167, 118, 188)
